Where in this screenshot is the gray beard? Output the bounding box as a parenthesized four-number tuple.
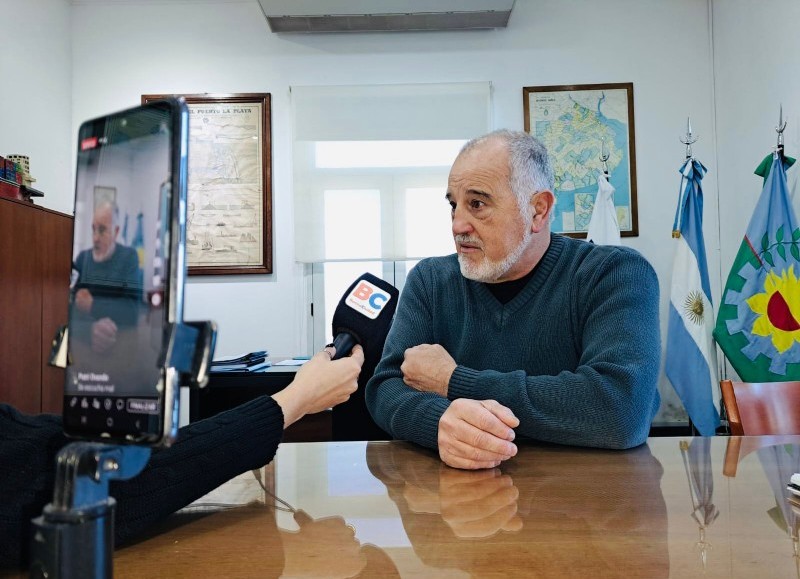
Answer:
(92, 242, 117, 263)
(457, 229, 533, 283)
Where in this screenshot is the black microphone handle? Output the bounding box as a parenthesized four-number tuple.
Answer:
(331, 332, 359, 360)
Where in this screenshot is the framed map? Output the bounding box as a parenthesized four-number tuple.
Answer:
(142, 93, 272, 275)
(523, 83, 638, 238)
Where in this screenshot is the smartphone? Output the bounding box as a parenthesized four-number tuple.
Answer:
(63, 98, 189, 446)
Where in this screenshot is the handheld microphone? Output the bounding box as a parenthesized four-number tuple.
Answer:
(330, 273, 399, 362)
(329, 273, 399, 441)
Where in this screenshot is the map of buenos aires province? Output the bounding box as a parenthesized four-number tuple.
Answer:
(530, 88, 632, 234)
(538, 101, 619, 192)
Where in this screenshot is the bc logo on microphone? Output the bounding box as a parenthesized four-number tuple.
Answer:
(345, 280, 392, 319)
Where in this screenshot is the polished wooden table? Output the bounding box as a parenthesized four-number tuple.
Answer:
(114, 436, 800, 578)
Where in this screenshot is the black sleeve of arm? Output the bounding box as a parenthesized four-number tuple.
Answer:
(112, 395, 284, 544)
(0, 406, 69, 571)
(0, 396, 284, 570)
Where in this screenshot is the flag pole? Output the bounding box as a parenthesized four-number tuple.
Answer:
(685, 120, 726, 432)
(776, 103, 787, 160)
(674, 118, 698, 239)
(679, 440, 715, 571)
(599, 137, 610, 182)
(680, 116, 697, 161)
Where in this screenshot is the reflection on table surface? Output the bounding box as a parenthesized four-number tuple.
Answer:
(116, 436, 800, 578)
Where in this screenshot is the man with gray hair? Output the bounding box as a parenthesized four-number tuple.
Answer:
(72, 200, 141, 353)
(365, 130, 661, 469)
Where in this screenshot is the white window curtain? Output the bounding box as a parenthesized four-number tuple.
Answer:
(291, 82, 492, 263)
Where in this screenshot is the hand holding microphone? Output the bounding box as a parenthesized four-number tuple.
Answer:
(276, 271, 398, 432)
(330, 273, 399, 362)
(328, 273, 399, 440)
(271, 345, 364, 428)
(295, 344, 365, 413)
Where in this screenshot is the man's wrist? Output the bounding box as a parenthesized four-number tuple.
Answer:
(447, 366, 480, 400)
(440, 362, 457, 397)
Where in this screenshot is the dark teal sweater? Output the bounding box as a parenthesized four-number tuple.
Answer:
(366, 234, 661, 450)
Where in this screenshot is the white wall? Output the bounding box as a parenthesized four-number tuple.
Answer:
(7, 0, 798, 422)
(711, 0, 800, 284)
(0, 0, 73, 214)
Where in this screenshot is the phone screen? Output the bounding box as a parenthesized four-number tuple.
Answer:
(63, 100, 187, 445)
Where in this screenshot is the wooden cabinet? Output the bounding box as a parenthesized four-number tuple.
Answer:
(0, 197, 73, 414)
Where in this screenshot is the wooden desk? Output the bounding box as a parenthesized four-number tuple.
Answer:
(114, 436, 800, 578)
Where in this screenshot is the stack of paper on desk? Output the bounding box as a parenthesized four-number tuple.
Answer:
(210, 351, 271, 373)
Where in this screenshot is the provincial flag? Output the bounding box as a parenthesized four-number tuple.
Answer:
(586, 172, 621, 245)
(666, 158, 719, 435)
(755, 152, 795, 185)
(714, 154, 800, 380)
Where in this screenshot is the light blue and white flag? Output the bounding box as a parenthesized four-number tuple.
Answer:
(666, 158, 720, 435)
(586, 172, 621, 245)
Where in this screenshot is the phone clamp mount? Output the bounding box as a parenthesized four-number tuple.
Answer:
(30, 320, 217, 579)
(29, 443, 150, 579)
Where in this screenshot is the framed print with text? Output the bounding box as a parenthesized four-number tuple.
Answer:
(523, 83, 638, 238)
(142, 93, 272, 274)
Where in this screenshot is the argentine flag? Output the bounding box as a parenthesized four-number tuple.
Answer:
(665, 158, 720, 436)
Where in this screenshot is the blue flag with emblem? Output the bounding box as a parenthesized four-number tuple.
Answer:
(714, 154, 800, 380)
(666, 158, 719, 435)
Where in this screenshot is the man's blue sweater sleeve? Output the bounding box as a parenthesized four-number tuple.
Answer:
(365, 266, 451, 449)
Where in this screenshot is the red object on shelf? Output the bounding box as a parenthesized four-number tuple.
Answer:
(0, 179, 22, 201)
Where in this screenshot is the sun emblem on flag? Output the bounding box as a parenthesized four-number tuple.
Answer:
(683, 290, 705, 325)
(746, 265, 800, 353)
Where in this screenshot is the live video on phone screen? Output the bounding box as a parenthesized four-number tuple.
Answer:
(65, 110, 172, 435)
